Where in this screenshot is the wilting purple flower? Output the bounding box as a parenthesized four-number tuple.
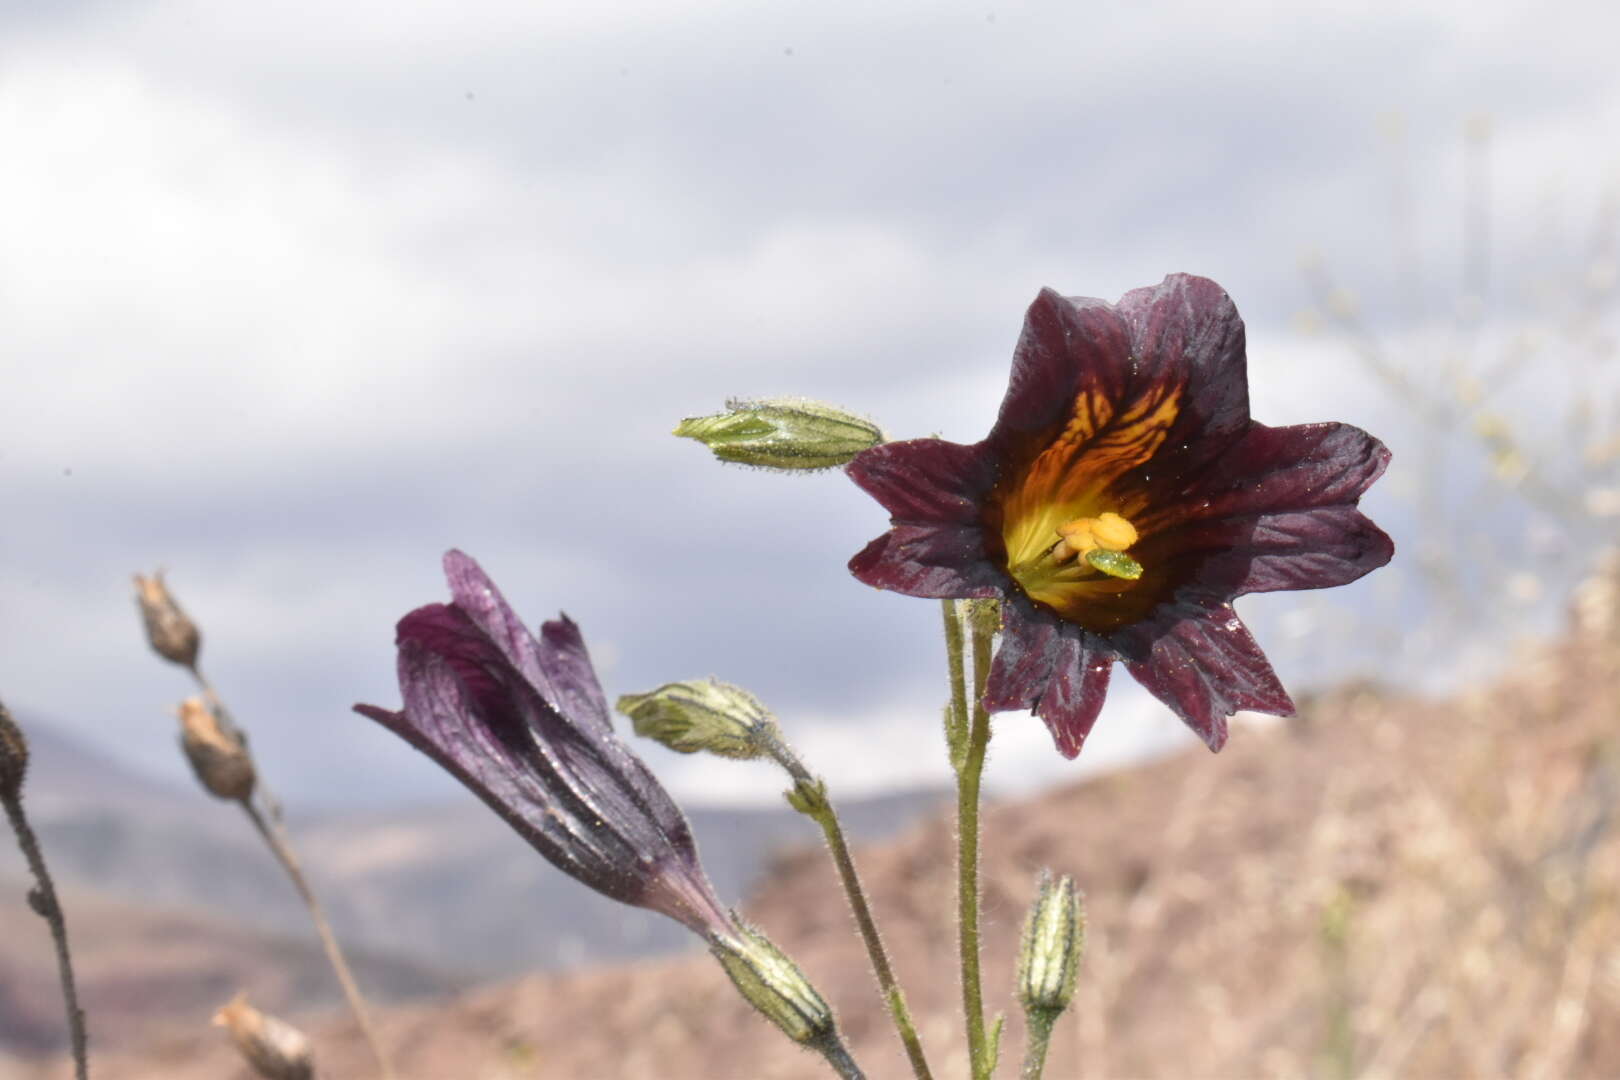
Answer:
(354, 551, 733, 938)
(848, 274, 1392, 758)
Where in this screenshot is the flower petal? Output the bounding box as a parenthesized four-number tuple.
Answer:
(441, 549, 561, 709)
(1179, 421, 1391, 518)
(985, 288, 1133, 450)
(1115, 274, 1251, 449)
(1148, 506, 1394, 595)
(1121, 604, 1294, 750)
(537, 614, 613, 737)
(1108, 275, 1257, 495)
(848, 524, 1004, 598)
(358, 602, 729, 935)
(984, 598, 1112, 758)
(1133, 420, 1393, 593)
(845, 437, 999, 524)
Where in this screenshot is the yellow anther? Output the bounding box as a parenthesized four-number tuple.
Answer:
(1056, 512, 1138, 558)
(1091, 512, 1138, 550)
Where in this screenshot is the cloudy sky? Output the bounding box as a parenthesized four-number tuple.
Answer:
(2, 0, 1616, 810)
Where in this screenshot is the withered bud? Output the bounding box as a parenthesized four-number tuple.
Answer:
(213, 993, 314, 1080)
(674, 397, 884, 471)
(0, 698, 28, 800)
(178, 697, 255, 801)
(134, 571, 201, 669)
(616, 678, 780, 760)
(711, 919, 838, 1047)
(1017, 870, 1084, 1020)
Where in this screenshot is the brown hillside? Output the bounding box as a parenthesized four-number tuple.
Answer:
(14, 570, 1620, 1079)
(0, 885, 457, 1060)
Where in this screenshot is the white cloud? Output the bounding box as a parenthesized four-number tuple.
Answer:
(1, 0, 1616, 809)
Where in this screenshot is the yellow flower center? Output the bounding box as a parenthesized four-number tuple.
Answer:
(1055, 512, 1138, 560)
(1006, 509, 1145, 614)
(985, 382, 1181, 630)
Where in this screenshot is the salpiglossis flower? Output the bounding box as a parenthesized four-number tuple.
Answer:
(354, 550, 733, 938)
(848, 274, 1392, 758)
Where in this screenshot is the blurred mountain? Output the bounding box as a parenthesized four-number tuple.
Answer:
(0, 878, 457, 1057)
(0, 717, 948, 1036)
(32, 563, 1620, 1079)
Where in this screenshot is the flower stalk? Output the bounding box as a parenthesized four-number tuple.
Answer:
(0, 700, 90, 1080)
(760, 731, 935, 1080)
(952, 598, 1002, 1080)
(622, 678, 933, 1079)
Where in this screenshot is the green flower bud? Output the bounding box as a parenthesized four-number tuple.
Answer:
(673, 397, 884, 471)
(711, 920, 837, 1046)
(1017, 870, 1084, 1019)
(617, 678, 779, 760)
(0, 698, 28, 801)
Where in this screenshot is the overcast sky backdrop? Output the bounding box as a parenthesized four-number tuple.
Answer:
(2, 0, 1617, 810)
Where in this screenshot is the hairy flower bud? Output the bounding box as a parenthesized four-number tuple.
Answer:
(617, 678, 779, 760)
(674, 397, 884, 471)
(1017, 870, 1084, 1019)
(134, 571, 201, 669)
(178, 697, 256, 801)
(213, 993, 314, 1080)
(0, 698, 28, 800)
(711, 920, 838, 1047)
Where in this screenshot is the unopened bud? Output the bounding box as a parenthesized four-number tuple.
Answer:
(0, 698, 28, 800)
(711, 920, 837, 1047)
(617, 678, 780, 760)
(674, 397, 884, 471)
(178, 697, 255, 801)
(134, 571, 201, 669)
(213, 993, 314, 1080)
(1017, 871, 1084, 1019)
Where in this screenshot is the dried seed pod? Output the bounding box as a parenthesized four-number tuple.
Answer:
(134, 571, 201, 669)
(213, 993, 314, 1080)
(178, 697, 256, 801)
(0, 698, 28, 800)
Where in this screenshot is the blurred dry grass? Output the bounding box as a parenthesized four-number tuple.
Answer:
(1297, 116, 1619, 685)
(14, 555, 1618, 1079)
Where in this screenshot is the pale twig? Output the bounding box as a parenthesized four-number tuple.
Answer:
(1, 787, 90, 1078)
(239, 798, 396, 1079)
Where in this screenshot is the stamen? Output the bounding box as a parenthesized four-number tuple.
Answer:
(1056, 511, 1139, 560)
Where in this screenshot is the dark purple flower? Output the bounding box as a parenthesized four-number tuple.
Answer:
(848, 274, 1393, 758)
(354, 551, 732, 938)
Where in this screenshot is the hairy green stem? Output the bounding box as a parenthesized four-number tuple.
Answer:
(942, 600, 970, 767)
(950, 599, 998, 1080)
(814, 1033, 870, 1080)
(3, 792, 90, 1079)
(240, 800, 396, 1079)
(763, 733, 935, 1080)
(1020, 1015, 1056, 1080)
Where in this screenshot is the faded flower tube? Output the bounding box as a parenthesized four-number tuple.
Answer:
(355, 552, 863, 1077)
